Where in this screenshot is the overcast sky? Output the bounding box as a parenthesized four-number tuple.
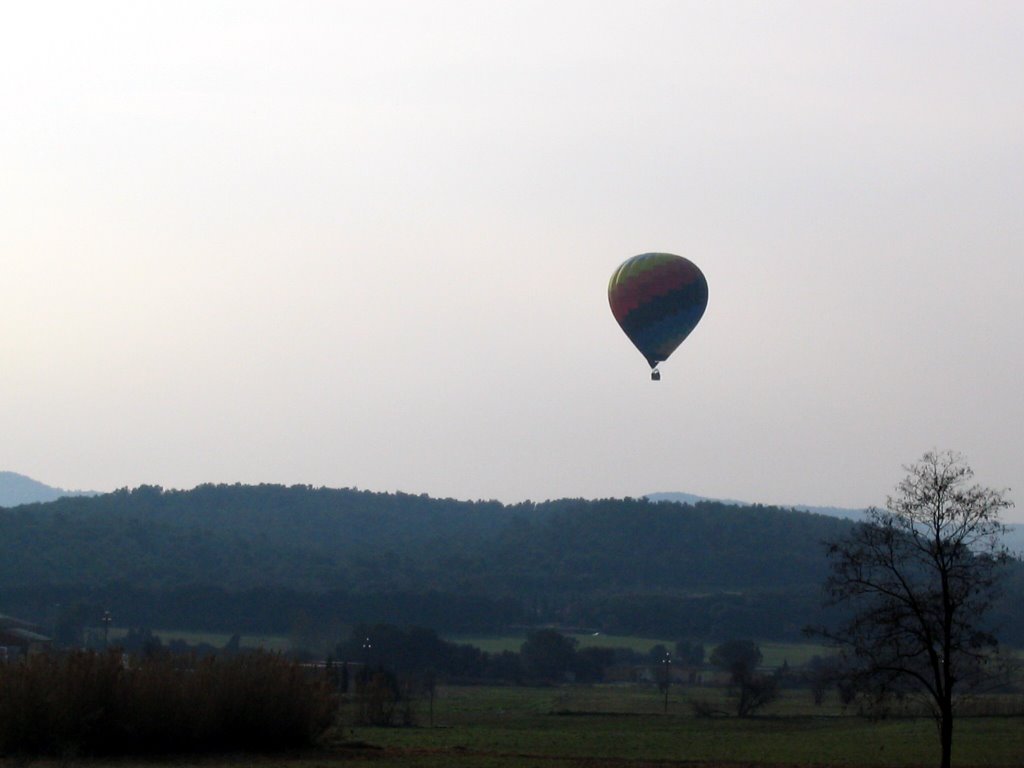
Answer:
(4, 1, 1022, 519)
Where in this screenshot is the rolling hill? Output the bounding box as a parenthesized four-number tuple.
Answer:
(2, 482, 1019, 643)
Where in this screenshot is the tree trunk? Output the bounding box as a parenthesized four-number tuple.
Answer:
(939, 704, 953, 768)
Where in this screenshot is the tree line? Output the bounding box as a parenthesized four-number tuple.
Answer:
(3, 479, 1022, 645)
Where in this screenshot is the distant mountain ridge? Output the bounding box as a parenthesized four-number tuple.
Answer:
(647, 491, 1024, 555)
(646, 491, 867, 520)
(0, 471, 97, 507)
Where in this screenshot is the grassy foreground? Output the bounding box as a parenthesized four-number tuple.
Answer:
(329, 685, 1023, 767)
(5, 682, 1020, 767)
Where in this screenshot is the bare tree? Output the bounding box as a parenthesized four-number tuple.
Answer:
(818, 451, 1012, 768)
(709, 640, 779, 717)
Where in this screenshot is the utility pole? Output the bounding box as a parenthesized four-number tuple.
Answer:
(101, 610, 112, 649)
(661, 652, 672, 713)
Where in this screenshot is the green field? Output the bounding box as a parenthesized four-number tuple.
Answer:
(335, 684, 1024, 767)
(449, 631, 672, 655)
(109, 630, 832, 669)
(70, 633, 1021, 766)
(108, 627, 290, 652)
(8, 682, 1022, 767)
(450, 633, 830, 668)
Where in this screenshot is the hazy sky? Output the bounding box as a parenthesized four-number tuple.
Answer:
(4, 1, 1023, 519)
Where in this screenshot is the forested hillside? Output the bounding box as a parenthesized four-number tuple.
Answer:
(2, 485, 1020, 643)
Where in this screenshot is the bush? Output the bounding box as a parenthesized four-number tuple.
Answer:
(0, 650, 337, 756)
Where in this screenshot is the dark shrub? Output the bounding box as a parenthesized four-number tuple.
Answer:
(0, 650, 337, 756)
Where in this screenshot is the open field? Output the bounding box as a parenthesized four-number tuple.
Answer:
(450, 633, 830, 668)
(105, 630, 833, 667)
(108, 627, 290, 652)
(330, 684, 1024, 767)
(448, 632, 674, 656)
(3, 684, 1021, 767)
(50, 633, 1021, 767)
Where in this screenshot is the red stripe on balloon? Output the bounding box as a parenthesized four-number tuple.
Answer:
(610, 265, 698, 320)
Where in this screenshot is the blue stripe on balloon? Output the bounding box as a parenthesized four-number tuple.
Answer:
(619, 281, 707, 342)
(628, 304, 706, 363)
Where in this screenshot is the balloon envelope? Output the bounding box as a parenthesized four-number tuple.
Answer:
(608, 253, 708, 369)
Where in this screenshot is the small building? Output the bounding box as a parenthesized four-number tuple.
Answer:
(0, 614, 51, 660)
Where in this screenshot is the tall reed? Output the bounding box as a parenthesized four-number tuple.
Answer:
(0, 650, 337, 756)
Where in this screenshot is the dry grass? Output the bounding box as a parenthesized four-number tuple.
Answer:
(0, 650, 337, 757)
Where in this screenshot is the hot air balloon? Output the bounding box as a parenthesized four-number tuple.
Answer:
(608, 253, 708, 380)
